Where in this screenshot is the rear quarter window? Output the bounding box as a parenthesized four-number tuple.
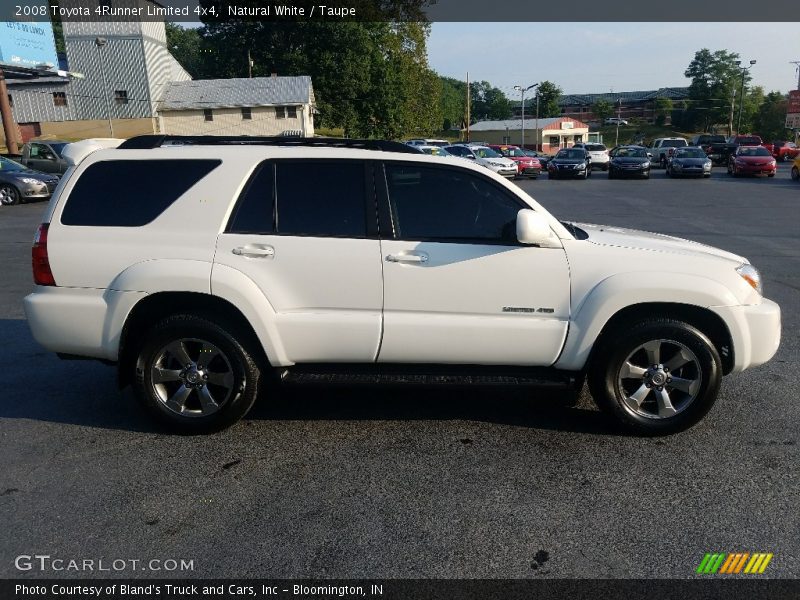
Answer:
(60, 159, 221, 227)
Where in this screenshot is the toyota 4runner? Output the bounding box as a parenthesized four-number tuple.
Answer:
(24, 135, 781, 434)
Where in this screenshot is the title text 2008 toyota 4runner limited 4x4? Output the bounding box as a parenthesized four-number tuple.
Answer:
(24, 136, 781, 434)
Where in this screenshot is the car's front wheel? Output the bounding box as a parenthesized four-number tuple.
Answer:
(792, 166, 800, 181)
(0, 184, 20, 206)
(133, 314, 261, 433)
(588, 318, 722, 435)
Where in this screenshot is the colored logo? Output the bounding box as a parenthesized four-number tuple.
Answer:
(696, 552, 773, 574)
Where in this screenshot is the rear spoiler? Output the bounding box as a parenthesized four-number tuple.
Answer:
(61, 138, 125, 167)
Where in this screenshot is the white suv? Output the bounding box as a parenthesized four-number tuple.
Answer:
(24, 135, 781, 434)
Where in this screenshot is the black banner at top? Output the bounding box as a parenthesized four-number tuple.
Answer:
(5, 0, 800, 22)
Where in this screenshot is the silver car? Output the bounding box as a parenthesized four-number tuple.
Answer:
(0, 156, 60, 206)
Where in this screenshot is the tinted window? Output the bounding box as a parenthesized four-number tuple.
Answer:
(276, 162, 366, 237)
(662, 140, 687, 147)
(385, 164, 522, 243)
(61, 159, 220, 227)
(228, 163, 274, 234)
(585, 144, 606, 151)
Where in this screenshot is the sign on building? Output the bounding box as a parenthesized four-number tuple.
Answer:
(0, 21, 58, 69)
(787, 90, 800, 129)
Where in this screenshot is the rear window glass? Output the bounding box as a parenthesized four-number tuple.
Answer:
(662, 139, 687, 147)
(61, 159, 220, 227)
(585, 144, 606, 151)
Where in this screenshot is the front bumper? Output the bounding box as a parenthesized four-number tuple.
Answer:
(670, 163, 712, 176)
(735, 163, 776, 176)
(549, 165, 587, 178)
(711, 298, 781, 373)
(486, 165, 518, 178)
(610, 164, 650, 177)
(19, 180, 57, 199)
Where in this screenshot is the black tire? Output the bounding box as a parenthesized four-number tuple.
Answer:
(608, 170, 615, 179)
(666, 167, 672, 177)
(587, 318, 722, 435)
(133, 314, 261, 433)
(0, 183, 20, 206)
(602, 164, 609, 171)
(792, 166, 799, 181)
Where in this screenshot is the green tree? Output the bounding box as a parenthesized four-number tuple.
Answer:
(535, 81, 562, 118)
(440, 76, 467, 130)
(591, 99, 614, 122)
(654, 97, 674, 126)
(470, 81, 512, 121)
(684, 49, 749, 132)
(752, 91, 788, 141)
(165, 23, 208, 78)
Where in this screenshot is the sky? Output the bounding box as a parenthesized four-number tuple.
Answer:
(428, 23, 800, 97)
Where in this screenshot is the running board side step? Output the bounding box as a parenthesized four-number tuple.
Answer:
(278, 364, 578, 388)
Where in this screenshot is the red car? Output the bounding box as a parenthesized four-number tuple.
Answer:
(489, 145, 541, 178)
(727, 145, 777, 177)
(763, 141, 800, 162)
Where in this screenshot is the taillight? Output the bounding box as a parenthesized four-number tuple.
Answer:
(32, 223, 56, 286)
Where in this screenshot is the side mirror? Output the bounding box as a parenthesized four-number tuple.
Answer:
(465, 154, 476, 159)
(516, 209, 556, 246)
(647, 152, 653, 159)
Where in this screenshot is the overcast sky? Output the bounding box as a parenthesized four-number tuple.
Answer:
(428, 22, 800, 97)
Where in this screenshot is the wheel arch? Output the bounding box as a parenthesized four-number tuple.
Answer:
(588, 302, 735, 375)
(117, 292, 269, 389)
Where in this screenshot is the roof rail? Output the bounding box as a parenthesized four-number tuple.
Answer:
(117, 135, 423, 154)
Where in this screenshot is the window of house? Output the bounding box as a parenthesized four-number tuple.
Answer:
(114, 90, 128, 105)
(203, 108, 213, 121)
(53, 92, 67, 107)
(241, 107, 252, 120)
(384, 164, 522, 243)
(275, 161, 366, 237)
(287, 106, 297, 118)
(276, 106, 286, 119)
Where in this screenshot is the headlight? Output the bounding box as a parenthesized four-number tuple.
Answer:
(577, 162, 586, 169)
(642, 161, 650, 168)
(704, 161, 712, 168)
(736, 263, 762, 294)
(19, 177, 43, 184)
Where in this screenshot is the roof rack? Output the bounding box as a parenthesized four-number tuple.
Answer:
(117, 135, 422, 154)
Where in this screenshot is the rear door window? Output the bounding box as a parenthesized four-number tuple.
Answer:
(61, 159, 221, 226)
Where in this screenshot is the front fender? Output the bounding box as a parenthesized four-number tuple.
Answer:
(555, 272, 740, 371)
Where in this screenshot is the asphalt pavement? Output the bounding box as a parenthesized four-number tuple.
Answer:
(1, 164, 797, 579)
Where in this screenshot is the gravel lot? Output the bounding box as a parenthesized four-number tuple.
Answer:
(1, 164, 797, 579)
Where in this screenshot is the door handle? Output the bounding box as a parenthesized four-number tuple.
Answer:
(232, 245, 275, 258)
(386, 252, 428, 264)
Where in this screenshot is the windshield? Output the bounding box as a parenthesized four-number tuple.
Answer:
(738, 147, 771, 157)
(0, 156, 27, 171)
(615, 147, 647, 158)
(497, 147, 526, 157)
(556, 149, 585, 159)
(420, 147, 451, 156)
(675, 149, 707, 158)
(473, 147, 500, 159)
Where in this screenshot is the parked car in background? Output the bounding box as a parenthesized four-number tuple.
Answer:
(489, 144, 541, 178)
(707, 134, 764, 167)
(727, 145, 776, 177)
(691, 134, 727, 156)
(604, 117, 628, 125)
(575, 143, 610, 171)
(763, 140, 800, 162)
(547, 147, 592, 179)
(18, 140, 70, 174)
(647, 138, 688, 168)
(608, 145, 652, 179)
(405, 139, 450, 147)
(792, 156, 800, 181)
(665, 146, 713, 178)
(443, 144, 517, 177)
(522, 149, 553, 170)
(417, 145, 452, 157)
(0, 156, 61, 205)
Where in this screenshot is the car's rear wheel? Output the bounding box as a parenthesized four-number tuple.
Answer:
(0, 184, 20, 206)
(587, 318, 721, 435)
(133, 314, 261, 433)
(792, 166, 800, 181)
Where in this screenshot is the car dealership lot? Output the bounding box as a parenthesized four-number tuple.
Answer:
(1, 165, 798, 578)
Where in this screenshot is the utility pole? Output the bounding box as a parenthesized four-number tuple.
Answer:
(465, 71, 470, 142)
(792, 61, 800, 90)
(95, 37, 114, 137)
(0, 68, 18, 154)
(736, 59, 756, 135)
(535, 92, 540, 151)
(513, 83, 538, 149)
(615, 98, 622, 146)
(728, 88, 736, 137)
(248, 50, 253, 78)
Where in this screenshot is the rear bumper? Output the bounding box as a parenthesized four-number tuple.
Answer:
(711, 299, 781, 373)
(24, 286, 146, 361)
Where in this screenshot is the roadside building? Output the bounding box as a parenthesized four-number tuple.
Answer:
(465, 117, 590, 152)
(159, 76, 315, 137)
(5, 15, 191, 143)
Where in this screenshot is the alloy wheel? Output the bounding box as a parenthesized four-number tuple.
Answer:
(0, 185, 19, 205)
(616, 338, 702, 420)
